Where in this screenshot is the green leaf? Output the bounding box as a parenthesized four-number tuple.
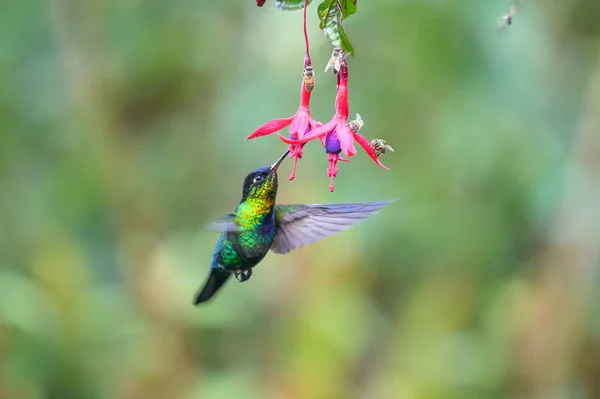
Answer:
(340, 0, 357, 19)
(317, 0, 355, 54)
(317, 0, 330, 16)
(276, 0, 314, 11)
(318, 1, 357, 19)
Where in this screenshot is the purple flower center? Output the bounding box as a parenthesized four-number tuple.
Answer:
(325, 130, 341, 154)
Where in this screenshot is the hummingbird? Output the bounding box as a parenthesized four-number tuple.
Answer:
(193, 150, 394, 305)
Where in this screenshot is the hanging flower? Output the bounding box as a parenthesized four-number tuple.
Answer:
(279, 60, 389, 189)
(246, 62, 316, 180)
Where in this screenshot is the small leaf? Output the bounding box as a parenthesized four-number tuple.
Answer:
(340, 0, 357, 19)
(276, 0, 314, 11)
(319, 1, 357, 19)
(317, 0, 354, 54)
(317, 0, 330, 16)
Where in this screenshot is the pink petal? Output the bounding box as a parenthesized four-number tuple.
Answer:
(337, 123, 357, 157)
(246, 116, 294, 139)
(354, 132, 390, 170)
(278, 119, 336, 145)
(290, 109, 310, 138)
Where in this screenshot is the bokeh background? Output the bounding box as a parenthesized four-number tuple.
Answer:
(2, 0, 600, 398)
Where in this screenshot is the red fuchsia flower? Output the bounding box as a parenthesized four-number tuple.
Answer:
(279, 59, 389, 190)
(246, 59, 316, 180)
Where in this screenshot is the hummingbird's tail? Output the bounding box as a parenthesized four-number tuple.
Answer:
(193, 267, 231, 305)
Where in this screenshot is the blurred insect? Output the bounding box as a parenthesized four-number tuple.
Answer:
(348, 113, 364, 133)
(325, 47, 345, 74)
(303, 65, 315, 92)
(370, 139, 394, 157)
(497, 1, 518, 34)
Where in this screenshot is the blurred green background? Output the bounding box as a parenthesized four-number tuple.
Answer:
(2, 0, 600, 398)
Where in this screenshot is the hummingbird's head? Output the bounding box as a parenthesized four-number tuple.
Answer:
(241, 149, 290, 203)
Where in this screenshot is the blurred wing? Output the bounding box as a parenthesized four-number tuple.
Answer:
(497, 17, 506, 31)
(271, 199, 395, 254)
(206, 213, 240, 232)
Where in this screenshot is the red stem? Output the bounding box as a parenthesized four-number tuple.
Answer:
(303, 0, 311, 66)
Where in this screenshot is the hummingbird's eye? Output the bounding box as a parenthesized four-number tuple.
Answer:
(253, 175, 264, 184)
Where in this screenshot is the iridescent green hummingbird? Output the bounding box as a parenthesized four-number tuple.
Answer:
(193, 150, 393, 305)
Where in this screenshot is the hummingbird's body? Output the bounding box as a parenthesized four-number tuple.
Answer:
(212, 198, 277, 272)
(194, 150, 393, 305)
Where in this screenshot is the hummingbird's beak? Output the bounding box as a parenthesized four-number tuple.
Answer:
(269, 149, 290, 174)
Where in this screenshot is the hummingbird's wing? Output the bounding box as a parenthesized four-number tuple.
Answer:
(271, 200, 395, 254)
(206, 213, 240, 232)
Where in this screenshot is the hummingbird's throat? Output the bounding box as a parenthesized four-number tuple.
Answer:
(236, 196, 276, 229)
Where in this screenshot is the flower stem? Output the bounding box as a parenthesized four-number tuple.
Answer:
(303, 0, 311, 67)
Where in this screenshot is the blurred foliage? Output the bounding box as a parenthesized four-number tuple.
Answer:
(1, 0, 600, 398)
